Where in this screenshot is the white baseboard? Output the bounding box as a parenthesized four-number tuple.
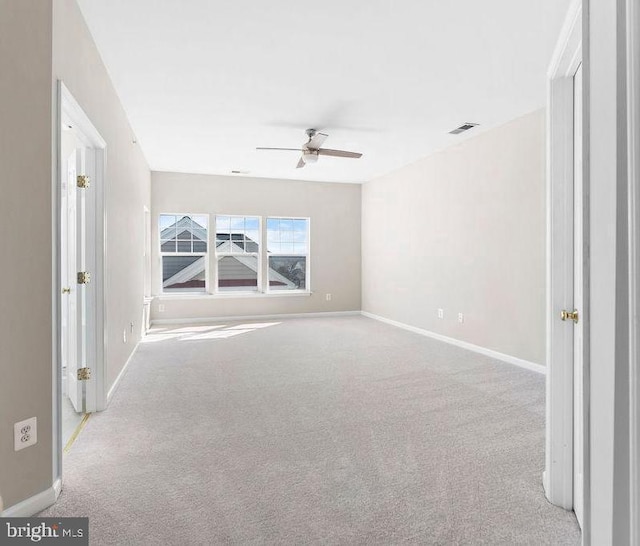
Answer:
(361, 311, 546, 375)
(107, 345, 139, 405)
(151, 310, 361, 326)
(1, 479, 61, 517)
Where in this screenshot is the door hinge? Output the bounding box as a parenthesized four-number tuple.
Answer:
(77, 271, 91, 284)
(77, 367, 91, 381)
(561, 309, 579, 323)
(77, 175, 90, 189)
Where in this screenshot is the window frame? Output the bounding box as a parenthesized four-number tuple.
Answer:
(158, 212, 210, 294)
(265, 216, 311, 294)
(214, 214, 262, 294)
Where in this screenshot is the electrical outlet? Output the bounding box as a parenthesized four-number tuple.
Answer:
(458, 313, 464, 324)
(158, 304, 165, 313)
(123, 329, 127, 343)
(437, 308, 444, 319)
(14, 417, 37, 451)
(326, 293, 332, 301)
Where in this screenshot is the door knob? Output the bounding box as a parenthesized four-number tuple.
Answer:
(561, 309, 579, 323)
(62, 287, 71, 294)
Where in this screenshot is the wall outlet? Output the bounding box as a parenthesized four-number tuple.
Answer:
(123, 329, 127, 343)
(14, 417, 37, 451)
(325, 293, 332, 301)
(437, 308, 444, 319)
(158, 304, 165, 313)
(458, 313, 464, 323)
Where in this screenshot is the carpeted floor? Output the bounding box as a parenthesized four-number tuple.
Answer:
(41, 316, 581, 545)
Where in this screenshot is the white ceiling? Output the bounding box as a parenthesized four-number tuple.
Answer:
(77, 0, 571, 184)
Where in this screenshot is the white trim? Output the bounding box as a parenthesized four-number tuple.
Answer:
(59, 91, 106, 148)
(156, 290, 312, 300)
(159, 212, 211, 294)
(1, 479, 61, 517)
(265, 216, 311, 294)
(59, 81, 107, 414)
(547, 0, 583, 79)
(106, 343, 139, 405)
(361, 311, 545, 375)
(52, 75, 63, 506)
(94, 147, 107, 412)
(53, 82, 108, 515)
(545, 0, 584, 513)
(53, 478, 62, 499)
(627, 0, 640, 539)
(151, 310, 360, 326)
(214, 214, 262, 293)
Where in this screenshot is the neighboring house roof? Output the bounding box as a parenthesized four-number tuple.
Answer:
(160, 216, 207, 243)
(163, 256, 205, 289)
(162, 224, 299, 289)
(163, 254, 297, 290)
(216, 239, 259, 254)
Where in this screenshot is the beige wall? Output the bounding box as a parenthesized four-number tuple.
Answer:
(53, 0, 151, 388)
(362, 110, 546, 364)
(0, 0, 54, 511)
(151, 172, 361, 320)
(0, 0, 150, 511)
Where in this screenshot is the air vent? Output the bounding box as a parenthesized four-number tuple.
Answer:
(449, 123, 479, 135)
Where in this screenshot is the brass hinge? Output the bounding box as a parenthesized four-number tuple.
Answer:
(561, 309, 579, 323)
(77, 175, 90, 189)
(77, 271, 91, 284)
(77, 367, 91, 381)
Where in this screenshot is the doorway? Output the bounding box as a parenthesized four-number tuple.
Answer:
(572, 62, 584, 529)
(55, 82, 107, 468)
(545, 0, 587, 534)
(60, 125, 88, 446)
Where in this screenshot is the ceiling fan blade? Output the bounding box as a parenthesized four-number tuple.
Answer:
(317, 148, 363, 159)
(307, 132, 328, 150)
(256, 147, 303, 152)
(296, 157, 305, 169)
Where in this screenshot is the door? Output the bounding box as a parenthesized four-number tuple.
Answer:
(572, 63, 584, 529)
(61, 134, 89, 412)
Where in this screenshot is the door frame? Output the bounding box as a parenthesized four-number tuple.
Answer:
(627, 0, 640, 540)
(545, 0, 589, 530)
(53, 81, 107, 484)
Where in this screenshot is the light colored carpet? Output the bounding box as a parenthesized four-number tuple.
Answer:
(41, 316, 580, 545)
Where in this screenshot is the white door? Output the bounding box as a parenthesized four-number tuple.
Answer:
(61, 136, 89, 412)
(572, 63, 584, 529)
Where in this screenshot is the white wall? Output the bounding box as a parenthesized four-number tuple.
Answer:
(53, 0, 151, 389)
(362, 110, 546, 365)
(150, 172, 361, 321)
(0, 0, 151, 512)
(0, 0, 54, 511)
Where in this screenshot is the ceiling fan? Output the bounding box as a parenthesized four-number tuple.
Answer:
(257, 128, 363, 169)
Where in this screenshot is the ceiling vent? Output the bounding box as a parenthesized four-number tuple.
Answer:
(449, 123, 478, 135)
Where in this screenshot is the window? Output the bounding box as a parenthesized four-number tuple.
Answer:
(267, 217, 309, 291)
(159, 214, 208, 293)
(215, 215, 260, 292)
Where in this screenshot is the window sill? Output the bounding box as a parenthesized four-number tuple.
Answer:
(156, 291, 313, 300)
